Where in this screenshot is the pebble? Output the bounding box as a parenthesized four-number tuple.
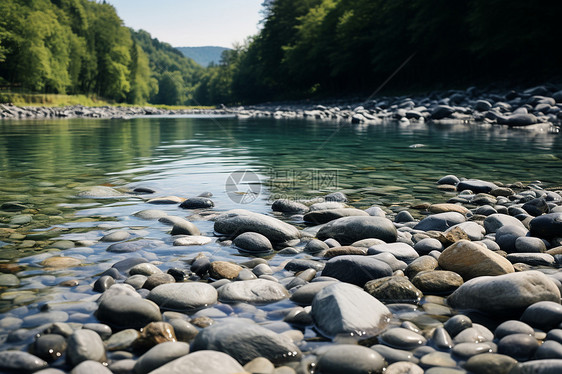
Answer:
(209, 261, 243, 280)
(316, 216, 398, 244)
(100, 230, 130, 242)
(70, 360, 112, 374)
(170, 220, 200, 236)
(96, 293, 162, 330)
(364, 275, 423, 303)
(147, 282, 218, 311)
(148, 350, 245, 374)
(452, 342, 493, 359)
(367, 242, 419, 263)
(321, 255, 393, 286)
(314, 344, 386, 374)
(218, 279, 289, 303)
(233, 232, 274, 253)
(463, 353, 518, 374)
(413, 212, 466, 232)
(66, 329, 106, 367)
(379, 327, 428, 350)
(498, 333, 539, 360)
(0, 351, 48, 372)
(31, 334, 67, 362)
(520, 301, 562, 330)
(494, 320, 534, 340)
(411, 270, 464, 294)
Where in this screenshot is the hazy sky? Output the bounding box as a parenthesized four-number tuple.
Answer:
(106, 0, 264, 48)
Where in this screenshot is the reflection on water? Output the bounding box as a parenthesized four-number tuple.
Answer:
(0, 116, 561, 261)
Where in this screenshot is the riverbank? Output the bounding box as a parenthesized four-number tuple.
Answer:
(2, 84, 562, 131)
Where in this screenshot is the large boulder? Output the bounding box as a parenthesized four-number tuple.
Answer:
(316, 216, 397, 245)
(438, 240, 514, 279)
(448, 270, 561, 314)
(191, 319, 301, 365)
(311, 283, 391, 338)
(214, 209, 300, 244)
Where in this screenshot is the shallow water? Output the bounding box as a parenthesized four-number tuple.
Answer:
(0, 116, 561, 355)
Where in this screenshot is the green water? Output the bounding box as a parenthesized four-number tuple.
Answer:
(0, 116, 561, 262)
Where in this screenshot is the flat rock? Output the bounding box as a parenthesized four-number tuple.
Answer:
(316, 216, 397, 245)
(530, 213, 562, 239)
(429, 204, 469, 215)
(438, 240, 514, 279)
(414, 212, 466, 232)
(214, 209, 300, 244)
(315, 344, 386, 374)
(147, 283, 218, 311)
(41, 256, 82, 268)
(147, 196, 185, 204)
(191, 319, 301, 365)
(456, 179, 498, 194)
(0, 351, 48, 373)
(148, 350, 245, 374)
(303, 208, 368, 224)
(310, 282, 391, 338)
(448, 270, 561, 314)
(218, 279, 289, 303)
(364, 275, 423, 303)
(367, 242, 419, 263)
(95, 294, 162, 329)
(133, 341, 190, 374)
(101, 230, 130, 242)
(379, 327, 427, 350)
(321, 255, 393, 286)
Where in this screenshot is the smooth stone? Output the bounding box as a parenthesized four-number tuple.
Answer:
(134, 341, 190, 374)
(110, 359, 136, 374)
(125, 274, 148, 289)
(233, 232, 273, 253)
(494, 320, 534, 340)
(237, 268, 258, 281)
(385, 362, 424, 374)
(133, 209, 168, 220)
(303, 208, 368, 224)
(438, 240, 514, 279)
(304, 239, 330, 253)
(148, 350, 245, 374)
(324, 192, 347, 202)
(0, 273, 20, 287)
(365, 206, 387, 217)
(214, 209, 300, 244)
(530, 213, 562, 239)
(521, 301, 562, 330)
(309, 202, 347, 211)
(129, 263, 163, 276)
(395, 210, 415, 223)
(536, 340, 562, 359)
(463, 353, 517, 374)
(352, 238, 386, 248)
(207, 261, 241, 280)
(107, 239, 162, 253)
(371, 344, 419, 364)
(218, 279, 289, 304)
(498, 333, 539, 360)
(452, 342, 493, 359)
(380, 327, 427, 350)
(41, 256, 82, 268)
(453, 326, 493, 344)
(170, 220, 201, 236)
(147, 283, 218, 311)
(515, 237, 547, 253)
(512, 359, 562, 373)
(169, 319, 199, 342)
(311, 282, 391, 338)
(321, 255, 393, 286)
(315, 344, 386, 374)
(105, 329, 140, 351)
(179, 197, 214, 209)
(191, 319, 301, 365)
(147, 196, 185, 204)
(271, 199, 309, 213)
(101, 230, 130, 242)
(22, 311, 69, 328)
(112, 257, 149, 273)
(93, 275, 115, 292)
(483, 214, 526, 233)
(545, 329, 562, 344)
(284, 259, 325, 272)
(142, 273, 176, 290)
(369, 252, 407, 271)
(252, 263, 273, 277)
(412, 270, 464, 294)
(76, 186, 125, 198)
(438, 175, 460, 185)
(31, 334, 68, 362)
(414, 212, 466, 232)
(0, 351, 48, 372)
(289, 281, 338, 305)
(405, 256, 439, 278)
(66, 329, 106, 367)
(364, 275, 423, 303)
(323, 245, 366, 258)
(496, 225, 529, 252)
(432, 327, 454, 350)
(447, 270, 561, 314)
(173, 235, 212, 246)
(96, 294, 162, 330)
(367, 242, 419, 263)
(457, 179, 498, 194)
(445, 222, 486, 241)
(316, 216, 398, 245)
(522, 198, 550, 216)
(83, 323, 112, 340)
(70, 360, 112, 374)
(243, 357, 275, 374)
(414, 238, 444, 255)
(429, 203, 469, 215)
(420, 352, 456, 368)
(507, 253, 555, 266)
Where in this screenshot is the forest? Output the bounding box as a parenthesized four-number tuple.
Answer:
(1, 0, 561, 106)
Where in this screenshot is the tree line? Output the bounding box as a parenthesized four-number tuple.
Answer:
(197, 0, 562, 105)
(0, 0, 203, 105)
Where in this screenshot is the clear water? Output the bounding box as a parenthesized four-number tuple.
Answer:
(0, 116, 561, 349)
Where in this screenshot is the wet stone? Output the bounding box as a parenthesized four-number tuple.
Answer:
(497, 333, 539, 361)
(148, 350, 245, 374)
(371, 344, 419, 364)
(520, 301, 562, 330)
(0, 351, 48, 373)
(412, 270, 463, 294)
(134, 341, 191, 374)
(105, 329, 140, 351)
(83, 323, 112, 340)
(96, 294, 162, 330)
(386, 362, 424, 374)
(321, 255, 393, 287)
(494, 320, 534, 340)
(134, 321, 177, 350)
(367, 242, 419, 263)
(218, 279, 289, 304)
(100, 230, 130, 242)
(380, 327, 428, 350)
(414, 238, 444, 255)
(93, 275, 115, 293)
(289, 281, 338, 305)
(66, 329, 106, 367)
(142, 273, 176, 290)
(31, 334, 68, 362)
(364, 275, 423, 303)
(234, 232, 274, 253)
(147, 282, 218, 311)
(420, 352, 456, 368)
(315, 344, 386, 374)
(209, 261, 243, 280)
(463, 353, 518, 374)
(452, 342, 493, 359)
(129, 262, 163, 276)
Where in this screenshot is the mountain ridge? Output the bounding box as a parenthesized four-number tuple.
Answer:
(176, 46, 230, 67)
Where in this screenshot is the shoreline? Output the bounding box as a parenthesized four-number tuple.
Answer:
(1, 84, 561, 131)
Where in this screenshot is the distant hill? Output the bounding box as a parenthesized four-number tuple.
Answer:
(176, 46, 230, 67)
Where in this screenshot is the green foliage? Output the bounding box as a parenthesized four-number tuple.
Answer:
(197, 0, 562, 104)
(0, 0, 202, 105)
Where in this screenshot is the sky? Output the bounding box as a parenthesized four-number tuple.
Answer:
(105, 0, 264, 48)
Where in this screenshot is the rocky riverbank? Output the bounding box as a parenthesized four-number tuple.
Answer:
(1, 174, 562, 373)
(2, 84, 562, 132)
